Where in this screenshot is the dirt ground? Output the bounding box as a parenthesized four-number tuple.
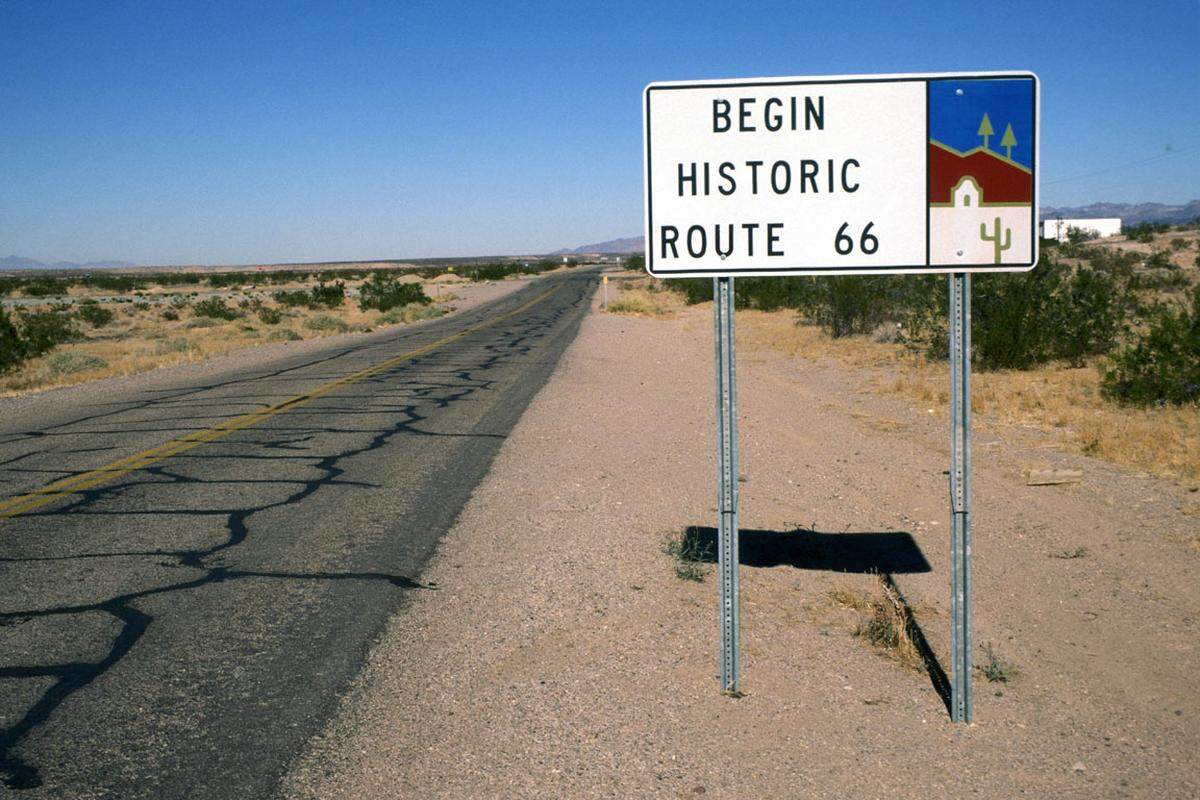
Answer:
(278, 280, 1199, 799)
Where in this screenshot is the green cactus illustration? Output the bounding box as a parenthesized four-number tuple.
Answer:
(979, 216, 1012, 263)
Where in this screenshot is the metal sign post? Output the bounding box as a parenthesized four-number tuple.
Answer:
(713, 276, 740, 693)
(948, 272, 973, 722)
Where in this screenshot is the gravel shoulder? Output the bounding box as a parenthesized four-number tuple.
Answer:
(278, 284, 1199, 800)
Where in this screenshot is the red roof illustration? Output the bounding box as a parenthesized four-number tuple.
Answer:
(929, 141, 1032, 204)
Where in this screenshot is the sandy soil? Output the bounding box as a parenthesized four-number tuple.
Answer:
(278, 281, 1199, 799)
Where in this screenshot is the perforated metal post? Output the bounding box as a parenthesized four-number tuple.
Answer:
(948, 272, 973, 723)
(713, 276, 740, 693)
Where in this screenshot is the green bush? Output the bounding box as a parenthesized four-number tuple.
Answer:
(1145, 250, 1174, 270)
(258, 307, 283, 325)
(309, 281, 345, 308)
(207, 273, 243, 288)
(192, 297, 240, 320)
(1102, 287, 1200, 406)
(184, 317, 221, 329)
(83, 273, 143, 292)
(1066, 226, 1098, 244)
(77, 303, 115, 328)
(21, 279, 69, 297)
(40, 350, 107, 376)
(303, 315, 349, 333)
(0, 308, 26, 372)
(1124, 222, 1168, 243)
(358, 273, 431, 312)
(161, 308, 180, 321)
(19, 310, 80, 356)
(273, 289, 312, 308)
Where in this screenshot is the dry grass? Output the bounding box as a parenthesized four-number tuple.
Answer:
(605, 279, 681, 318)
(736, 310, 1200, 483)
(0, 287, 455, 397)
(827, 574, 927, 673)
(888, 361, 1200, 482)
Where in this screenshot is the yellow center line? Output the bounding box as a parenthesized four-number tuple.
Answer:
(0, 286, 560, 520)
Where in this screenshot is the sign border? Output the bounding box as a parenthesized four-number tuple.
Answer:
(643, 70, 1040, 278)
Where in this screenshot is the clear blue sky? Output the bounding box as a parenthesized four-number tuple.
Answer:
(2, 0, 1196, 265)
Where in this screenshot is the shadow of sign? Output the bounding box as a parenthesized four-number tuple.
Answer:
(683, 526, 932, 574)
(682, 525, 951, 709)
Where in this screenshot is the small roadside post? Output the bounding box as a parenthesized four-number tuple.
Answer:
(602, 274, 609, 309)
(642, 71, 1038, 719)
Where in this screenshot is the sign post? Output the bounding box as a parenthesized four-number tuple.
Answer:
(643, 71, 1037, 720)
(949, 272, 972, 722)
(713, 275, 740, 693)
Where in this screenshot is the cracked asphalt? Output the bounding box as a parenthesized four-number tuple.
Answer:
(0, 269, 594, 798)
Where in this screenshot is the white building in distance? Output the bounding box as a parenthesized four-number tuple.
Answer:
(1040, 217, 1122, 242)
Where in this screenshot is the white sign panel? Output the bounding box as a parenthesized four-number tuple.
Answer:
(643, 72, 1039, 277)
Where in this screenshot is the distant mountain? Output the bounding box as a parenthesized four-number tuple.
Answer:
(1, 256, 139, 271)
(551, 235, 644, 255)
(1040, 200, 1200, 226)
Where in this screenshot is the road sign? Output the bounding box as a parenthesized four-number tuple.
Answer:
(643, 71, 1039, 277)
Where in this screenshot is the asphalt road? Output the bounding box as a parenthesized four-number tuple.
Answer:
(0, 269, 594, 798)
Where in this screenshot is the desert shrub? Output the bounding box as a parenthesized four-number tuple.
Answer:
(40, 350, 107, 376)
(969, 266, 1064, 370)
(184, 317, 221, 329)
(1066, 226, 1098, 244)
(1125, 222, 1168, 243)
(1145, 250, 1174, 270)
(160, 308, 180, 321)
(207, 273, 242, 288)
(169, 295, 191, 309)
(1102, 287, 1200, 406)
(358, 273, 431, 312)
(625, 254, 646, 272)
(309, 281, 345, 308)
(377, 303, 445, 325)
(77, 303, 115, 328)
(83, 273, 142, 292)
(272, 289, 312, 308)
(303, 315, 349, 333)
(21, 279, 69, 297)
(19, 310, 80, 356)
(192, 297, 239, 320)
(0, 308, 26, 372)
(268, 328, 302, 342)
(132, 301, 151, 312)
(155, 337, 196, 354)
(1049, 267, 1126, 366)
(1170, 237, 1189, 252)
(258, 307, 283, 325)
(812, 277, 894, 338)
